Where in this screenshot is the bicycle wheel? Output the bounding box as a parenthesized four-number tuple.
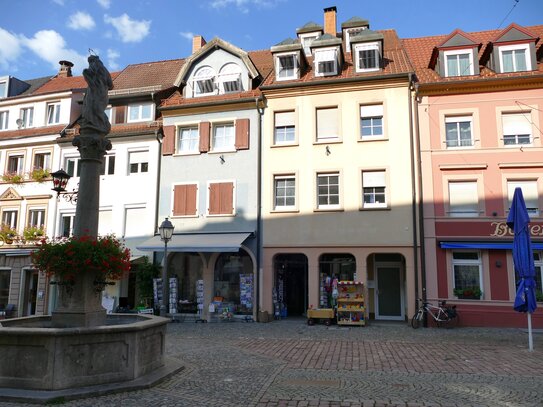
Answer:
(411, 310, 423, 329)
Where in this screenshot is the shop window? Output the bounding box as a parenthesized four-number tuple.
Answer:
(452, 251, 482, 299)
(318, 253, 356, 308)
(172, 253, 203, 314)
(213, 250, 253, 315)
(502, 112, 532, 146)
(448, 181, 478, 217)
(274, 111, 295, 145)
(507, 180, 539, 217)
(316, 107, 339, 141)
(0, 269, 10, 308)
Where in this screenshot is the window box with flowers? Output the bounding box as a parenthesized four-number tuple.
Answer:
(29, 168, 50, 183)
(23, 225, 45, 242)
(0, 224, 18, 244)
(453, 287, 482, 300)
(31, 235, 131, 292)
(1, 173, 24, 184)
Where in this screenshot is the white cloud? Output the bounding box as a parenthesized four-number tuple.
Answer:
(0, 28, 22, 70)
(180, 31, 194, 41)
(103, 14, 150, 43)
(209, 0, 282, 13)
(68, 11, 96, 30)
(97, 0, 111, 8)
(107, 48, 120, 70)
(21, 30, 87, 74)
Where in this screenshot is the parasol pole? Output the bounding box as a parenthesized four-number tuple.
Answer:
(528, 312, 533, 352)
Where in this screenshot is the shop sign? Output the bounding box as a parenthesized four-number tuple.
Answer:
(490, 221, 543, 237)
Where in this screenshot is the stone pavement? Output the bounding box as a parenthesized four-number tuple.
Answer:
(1, 319, 542, 406)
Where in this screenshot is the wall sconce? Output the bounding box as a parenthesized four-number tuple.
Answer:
(496, 260, 502, 268)
(219, 155, 225, 164)
(325, 146, 331, 156)
(51, 169, 78, 204)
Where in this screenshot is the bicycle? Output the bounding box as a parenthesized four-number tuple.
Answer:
(411, 299, 458, 329)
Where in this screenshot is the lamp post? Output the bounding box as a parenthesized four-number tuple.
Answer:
(159, 217, 174, 317)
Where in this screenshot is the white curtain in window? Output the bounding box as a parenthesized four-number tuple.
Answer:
(317, 108, 338, 139)
(502, 112, 531, 135)
(449, 182, 478, 216)
(363, 171, 385, 187)
(502, 50, 514, 72)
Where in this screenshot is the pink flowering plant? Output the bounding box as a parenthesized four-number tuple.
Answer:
(31, 235, 131, 283)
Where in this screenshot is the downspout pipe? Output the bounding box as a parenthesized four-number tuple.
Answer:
(255, 96, 264, 321)
(408, 73, 420, 324)
(152, 91, 163, 267)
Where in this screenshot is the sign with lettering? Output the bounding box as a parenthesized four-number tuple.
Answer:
(490, 221, 543, 237)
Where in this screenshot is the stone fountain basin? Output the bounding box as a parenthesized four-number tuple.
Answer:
(0, 314, 169, 391)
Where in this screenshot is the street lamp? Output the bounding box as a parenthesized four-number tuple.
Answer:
(51, 169, 78, 204)
(158, 217, 174, 317)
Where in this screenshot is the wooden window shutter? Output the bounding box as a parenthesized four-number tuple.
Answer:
(199, 122, 210, 153)
(173, 184, 198, 216)
(208, 182, 234, 215)
(235, 118, 250, 150)
(162, 125, 175, 156)
(115, 106, 126, 124)
(208, 183, 220, 215)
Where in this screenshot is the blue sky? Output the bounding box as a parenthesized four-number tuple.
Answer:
(1, 0, 542, 80)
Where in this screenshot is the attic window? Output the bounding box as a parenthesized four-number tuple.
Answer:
(354, 43, 380, 72)
(444, 49, 474, 77)
(276, 53, 299, 80)
(193, 66, 216, 96)
(219, 63, 242, 94)
(314, 48, 338, 76)
(499, 44, 531, 73)
(345, 28, 367, 52)
(300, 34, 319, 55)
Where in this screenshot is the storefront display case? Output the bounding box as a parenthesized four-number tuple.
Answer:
(336, 281, 365, 326)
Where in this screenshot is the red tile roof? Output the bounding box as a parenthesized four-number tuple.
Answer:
(59, 121, 162, 140)
(0, 125, 65, 141)
(33, 72, 120, 95)
(112, 59, 185, 91)
(402, 24, 543, 84)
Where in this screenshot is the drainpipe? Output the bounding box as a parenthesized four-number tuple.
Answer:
(151, 92, 162, 235)
(411, 76, 428, 326)
(255, 96, 264, 321)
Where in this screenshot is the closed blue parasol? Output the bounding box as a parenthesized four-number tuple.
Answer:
(506, 187, 538, 351)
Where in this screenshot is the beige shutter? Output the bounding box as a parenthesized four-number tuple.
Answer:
(448, 182, 478, 217)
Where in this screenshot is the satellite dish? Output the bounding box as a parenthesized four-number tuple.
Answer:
(16, 118, 23, 129)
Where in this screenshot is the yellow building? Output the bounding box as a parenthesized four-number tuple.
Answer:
(260, 7, 419, 322)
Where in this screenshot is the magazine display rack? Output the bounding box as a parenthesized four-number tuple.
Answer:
(336, 281, 365, 326)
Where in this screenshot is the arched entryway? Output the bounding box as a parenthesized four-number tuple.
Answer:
(214, 249, 254, 316)
(318, 253, 356, 308)
(273, 254, 308, 317)
(368, 253, 406, 321)
(169, 252, 204, 314)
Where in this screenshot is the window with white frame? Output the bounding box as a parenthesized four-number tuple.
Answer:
(444, 50, 473, 77)
(362, 170, 386, 208)
(128, 103, 153, 122)
(98, 210, 114, 236)
(345, 28, 366, 52)
(445, 116, 473, 148)
(178, 126, 199, 153)
(33, 152, 51, 171)
(104, 107, 112, 123)
(300, 34, 319, 55)
(317, 172, 340, 209)
(354, 43, 380, 72)
(274, 175, 296, 210)
(27, 208, 45, 228)
(59, 213, 75, 237)
(128, 151, 149, 174)
(124, 206, 147, 237)
(65, 156, 81, 177)
(1, 209, 18, 229)
(499, 44, 530, 73)
(507, 180, 539, 217)
(19, 107, 34, 128)
(7, 154, 24, 174)
(448, 181, 478, 217)
(452, 251, 482, 297)
(0, 111, 9, 130)
(316, 107, 339, 141)
(502, 112, 532, 145)
(219, 63, 242, 93)
(360, 104, 383, 139)
(212, 123, 235, 151)
(100, 154, 115, 175)
(193, 66, 216, 96)
(274, 111, 295, 145)
(46, 102, 61, 125)
(276, 53, 298, 80)
(314, 48, 338, 76)
(530, 252, 543, 297)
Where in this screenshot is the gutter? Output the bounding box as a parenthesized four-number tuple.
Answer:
(255, 96, 264, 321)
(158, 96, 259, 112)
(151, 91, 162, 236)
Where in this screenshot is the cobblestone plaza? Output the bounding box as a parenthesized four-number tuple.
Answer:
(2, 320, 543, 407)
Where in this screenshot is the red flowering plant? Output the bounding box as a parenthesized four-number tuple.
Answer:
(31, 235, 131, 287)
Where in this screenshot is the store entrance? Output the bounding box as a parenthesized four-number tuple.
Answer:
(274, 254, 308, 317)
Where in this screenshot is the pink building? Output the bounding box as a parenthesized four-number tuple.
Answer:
(404, 23, 543, 327)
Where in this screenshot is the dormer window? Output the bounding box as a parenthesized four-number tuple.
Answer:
(219, 63, 242, 93)
(193, 66, 216, 96)
(444, 50, 474, 77)
(354, 43, 380, 72)
(345, 27, 366, 52)
(314, 48, 338, 76)
(276, 53, 299, 80)
(499, 44, 530, 72)
(299, 33, 319, 56)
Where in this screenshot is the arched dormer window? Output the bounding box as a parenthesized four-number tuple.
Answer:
(219, 63, 243, 93)
(193, 66, 216, 97)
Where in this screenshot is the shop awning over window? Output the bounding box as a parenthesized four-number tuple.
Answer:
(440, 241, 543, 250)
(136, 232, 252, 252)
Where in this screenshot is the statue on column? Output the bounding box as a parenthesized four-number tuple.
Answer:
(78, 55, 113, 135)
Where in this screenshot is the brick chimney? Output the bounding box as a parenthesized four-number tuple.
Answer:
(192, 35, 207, 54)
(58, 60, 73, 77)
(324, 6, 337, 36)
